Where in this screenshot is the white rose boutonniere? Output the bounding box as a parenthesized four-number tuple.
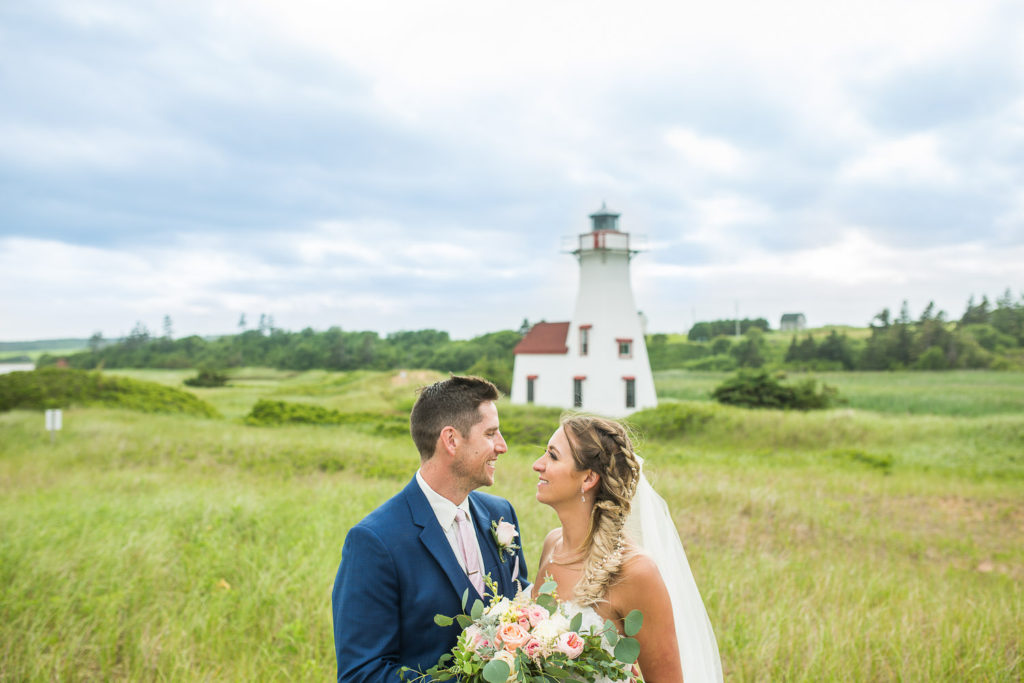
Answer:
(491, 518, 520, 562)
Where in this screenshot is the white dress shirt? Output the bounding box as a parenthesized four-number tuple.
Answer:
(415, 470, 486, 581)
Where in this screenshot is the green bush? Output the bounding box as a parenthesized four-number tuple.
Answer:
(683, 354, 738, 371)
(627, 402, 718, 440)
(244, 399, 407, 436)
(913, 346, 949, 370)
(0, 368, 220, 417)
(711, 369, 840, 410)
(497, 404, 564, 447)
(183, 367, 230, 387)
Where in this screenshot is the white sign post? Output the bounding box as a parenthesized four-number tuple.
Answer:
(45, 409, 63, 443)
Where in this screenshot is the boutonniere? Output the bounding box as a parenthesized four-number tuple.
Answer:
(490, 518, 520, 562)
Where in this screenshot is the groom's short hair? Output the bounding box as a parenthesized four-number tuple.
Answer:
(411, 375, 500, 459)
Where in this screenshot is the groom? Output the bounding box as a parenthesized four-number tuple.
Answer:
(332, 375, 529, 682)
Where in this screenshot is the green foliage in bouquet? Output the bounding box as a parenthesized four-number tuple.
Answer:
(402, 576, 642, 683)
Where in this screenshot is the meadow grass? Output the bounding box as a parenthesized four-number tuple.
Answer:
(1, 369, 1022, 681)
(656, 369, 1024, 417)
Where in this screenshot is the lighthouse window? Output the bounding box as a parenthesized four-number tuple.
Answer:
(573, 378, 583, 408)
(625, 379, 636, 409)
(617, 339, 632, 358)
(579, 327, 590, 356)
(526, 377, 536, 404)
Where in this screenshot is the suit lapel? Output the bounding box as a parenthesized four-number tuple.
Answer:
(405, 478, 479, 601)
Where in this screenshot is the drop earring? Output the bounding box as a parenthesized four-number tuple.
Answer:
(580, 486, 586, 503)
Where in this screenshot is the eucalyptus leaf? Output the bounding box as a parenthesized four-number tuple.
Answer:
(539, 578, 558, 594)
(536, 593, 557, 615)
(614, 636, 641, 664)
(482, 659, 511, 683)
(434, 614, 454, 627)
(624, 609, 643, 637)
(456, 614, 473, 628)
(603, 619, 619, 646)
(569, 612, 583, 633)
(471, 599, 484, 620)
(462, 588, 469, 610)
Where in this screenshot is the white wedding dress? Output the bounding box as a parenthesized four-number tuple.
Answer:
(623, 463, 724, 683)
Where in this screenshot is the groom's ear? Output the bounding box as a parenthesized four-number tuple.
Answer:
(439, 425, 459, 457)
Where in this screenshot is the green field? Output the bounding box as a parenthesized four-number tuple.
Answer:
(656, 369, 1024, 417)
(1, 369, 1021, 680)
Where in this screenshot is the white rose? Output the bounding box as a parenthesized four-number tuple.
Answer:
(494, 520, 518, 546)
(486, 597, 513, 619)
(530, 619, 561, 643)
(491, 649, 518, 682)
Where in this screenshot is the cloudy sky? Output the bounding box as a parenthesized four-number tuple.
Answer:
(2, 0, 1022, 342)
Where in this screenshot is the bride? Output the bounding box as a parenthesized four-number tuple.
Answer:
(531, 415, 723, 683)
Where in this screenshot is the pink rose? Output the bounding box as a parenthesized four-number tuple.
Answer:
(494, 520, 518, 546)
(463, 625, 487, 651)
(517, 614, 532, 630)
(554, 632, 585, 659)
(523, 638, 545, 659)
(497, 622, 532, 652)
(524, 605, 549, 627)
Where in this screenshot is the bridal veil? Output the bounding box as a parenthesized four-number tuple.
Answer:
(624, 462, 723, 683)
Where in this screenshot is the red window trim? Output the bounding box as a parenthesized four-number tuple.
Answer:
(615, 337, 632, 343)
(579, 324, 593, 329)
(622, 375, 635, 381)
(526, 375, 538, 380)
(573, 375, 587, 381)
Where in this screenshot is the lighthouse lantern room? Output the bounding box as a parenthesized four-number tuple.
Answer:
(511, 204, 658, 416)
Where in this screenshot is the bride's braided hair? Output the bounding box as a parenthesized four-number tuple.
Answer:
(561, 414, 642, 607)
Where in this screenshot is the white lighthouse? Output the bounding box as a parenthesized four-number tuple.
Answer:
(511, 204, 658, 416)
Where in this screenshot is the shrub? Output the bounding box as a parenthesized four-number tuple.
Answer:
(711, 369, 840, 410)
(244, 399, 407, 435)
(626, 402, 717, 440)
(914, 346, 949, 370)
(683, 354, 738, 371)
(0, 368, 220, 417)
(497, 404, 564, 446)
(183, 367, 230, 387)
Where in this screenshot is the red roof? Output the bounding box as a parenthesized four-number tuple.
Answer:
(514, 322, 570, 355)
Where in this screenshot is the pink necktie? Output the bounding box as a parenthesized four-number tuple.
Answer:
(455, 509, 485, 596)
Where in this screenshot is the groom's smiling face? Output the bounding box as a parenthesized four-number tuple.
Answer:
(452, 400, 507, 491)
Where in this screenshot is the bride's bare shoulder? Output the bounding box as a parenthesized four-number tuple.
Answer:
(617, 546, 666, 590)
(538, 528, 562, 561)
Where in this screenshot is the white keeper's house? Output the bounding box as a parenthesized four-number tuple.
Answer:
(510, 204, 658, 416)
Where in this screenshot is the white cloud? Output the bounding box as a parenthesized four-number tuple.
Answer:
(839, 133, 959, 186)
(2, 0, 1022, 341)
(664, 128, 748, 176)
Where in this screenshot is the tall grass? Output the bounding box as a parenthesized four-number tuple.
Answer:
(656, 369, 1024, 417)
(1, 369, 1022, 681)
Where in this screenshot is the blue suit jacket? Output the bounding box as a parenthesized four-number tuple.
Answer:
(332, 477, 529, 682)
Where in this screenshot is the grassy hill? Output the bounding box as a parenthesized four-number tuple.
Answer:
(0, 368, 1020, 680)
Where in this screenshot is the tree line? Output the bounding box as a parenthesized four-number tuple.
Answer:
(39, 325, 521, 392)
(36, 290, 1024, 380)
(651, 290, 1024, 372)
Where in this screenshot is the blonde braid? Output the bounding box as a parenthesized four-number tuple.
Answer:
(561, 416, 642, 607)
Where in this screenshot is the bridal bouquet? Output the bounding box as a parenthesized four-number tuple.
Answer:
(401, 575, 642, 683)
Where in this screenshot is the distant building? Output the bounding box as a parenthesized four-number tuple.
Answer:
(511, 204, 657, 416)
(780, 313, 807, 331)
